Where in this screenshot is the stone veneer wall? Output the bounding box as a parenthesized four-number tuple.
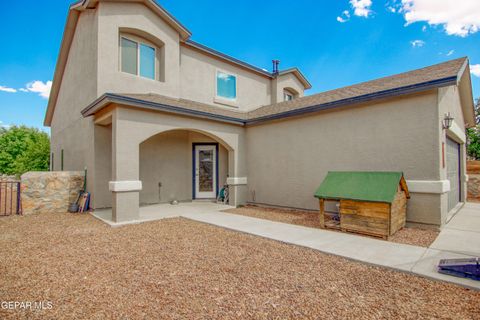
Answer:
(21, 171, 85, 214)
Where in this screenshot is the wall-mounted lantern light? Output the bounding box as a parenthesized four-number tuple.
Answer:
(442, 112, 454, 130)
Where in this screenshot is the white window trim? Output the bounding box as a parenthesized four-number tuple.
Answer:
(215, 69, 238, 105)
(119, 35, 157, 81)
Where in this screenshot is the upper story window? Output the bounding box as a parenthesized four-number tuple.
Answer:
(120, 36, 156, 80)
(216, 71, 237, 100)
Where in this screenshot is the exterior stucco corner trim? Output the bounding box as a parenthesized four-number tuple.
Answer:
(406, 180, 450, 194)
(109, 180, 143, 192)
(447, 121, 467, 143)
(226, 177, 247, 185)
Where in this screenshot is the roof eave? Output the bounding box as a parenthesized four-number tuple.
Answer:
(81, 93, 246, 125)
(278, 68, 312, 89)
(456, 58, 476, 128)
(44, 8, 81, 126)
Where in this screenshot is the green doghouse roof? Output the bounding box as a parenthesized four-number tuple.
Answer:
(314, 171, 408, 203)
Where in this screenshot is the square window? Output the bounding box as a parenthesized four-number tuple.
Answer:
(121, 37, 138, 75)
(140, 43, 155, 80)
(216, 71, 236, 100)
(284, 93, 293, 101)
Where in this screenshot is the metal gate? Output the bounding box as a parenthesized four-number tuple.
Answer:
(446, 138, 461, 212)
(0, 181, 22, 216)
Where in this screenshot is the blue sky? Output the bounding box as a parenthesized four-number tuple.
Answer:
(0, 0, 479, 130)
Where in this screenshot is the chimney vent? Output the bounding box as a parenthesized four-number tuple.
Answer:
(272, 59, 280, 75)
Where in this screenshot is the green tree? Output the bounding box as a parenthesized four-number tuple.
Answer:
(466, 98, 480, 159)
(0, 126, 50, 175)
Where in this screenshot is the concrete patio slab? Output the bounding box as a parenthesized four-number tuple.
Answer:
(91, 202, 235, 227)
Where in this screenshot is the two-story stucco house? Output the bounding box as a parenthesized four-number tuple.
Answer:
(45, 0, 475, 226)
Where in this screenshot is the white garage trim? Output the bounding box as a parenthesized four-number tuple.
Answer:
(406, 180, 450, 194)
(226, 177, 247, 185)
(109, 180, 143, 192)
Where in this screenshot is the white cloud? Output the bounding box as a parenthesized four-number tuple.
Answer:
(337, 10, 351, 23)
(350, 0, 373, 17)
(23, 80, 52, 99)
(446, 50, 455, 56)
(399, 0, 480, 37)
(410, 39, 425, 47)
(471, 64, 480, 78)
(0, 85, 17, 93)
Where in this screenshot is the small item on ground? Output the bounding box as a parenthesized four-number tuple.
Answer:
(438, 258, 480, 281)
(69, 168, 90, 213)
(224, 205, 439, 247)
(315, 171, 410, 239)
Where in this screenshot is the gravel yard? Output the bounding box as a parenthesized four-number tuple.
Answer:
(1, 212, 478, 319)
(224, 205, 439, 247)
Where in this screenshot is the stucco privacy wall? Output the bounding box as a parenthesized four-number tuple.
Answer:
(139, 130, 228, 205)
(109, 106, 246, 221)
(21, 172, 84, 215)
(246, 91, 443, 225)
(50, 9, 98, 197)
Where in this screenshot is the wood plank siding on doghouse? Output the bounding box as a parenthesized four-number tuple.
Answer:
(314, 172, 410, 239)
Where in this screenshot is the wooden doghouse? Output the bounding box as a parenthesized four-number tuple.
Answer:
(314, 172, 410, 239)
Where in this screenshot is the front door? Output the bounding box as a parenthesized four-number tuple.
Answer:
(194, 144, 217, 199)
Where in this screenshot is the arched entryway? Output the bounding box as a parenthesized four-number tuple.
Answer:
(139, 129, 231, 205)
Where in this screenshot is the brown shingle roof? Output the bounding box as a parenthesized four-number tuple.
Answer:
(247, 57, 467, 121)
(82, 57, 468, 125)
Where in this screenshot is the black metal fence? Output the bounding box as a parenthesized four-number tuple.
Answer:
(0, 181, 22, 216)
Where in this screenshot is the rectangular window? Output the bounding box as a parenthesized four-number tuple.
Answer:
(121, 37, 138, 75)
(216, 71, 236, 100)
(140, 44, 155, 79)
(284, 93, 293, 101)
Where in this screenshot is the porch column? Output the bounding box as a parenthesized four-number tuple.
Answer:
(110, 114, 141, 222)
(226, 135, 248, 207)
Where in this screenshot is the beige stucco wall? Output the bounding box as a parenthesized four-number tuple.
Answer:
(179, 46, 273, 110)
(272, 73, 305, 104)
(246, 91, 444, 224)
(437, 85, 469, 222)
(139, 130, 228, 205)
(96, 2, 181, 98)
(105, 106, 246, 221)
(50, 9, 98, 201)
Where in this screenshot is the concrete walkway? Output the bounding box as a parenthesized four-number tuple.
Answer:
(92, 202, 480, 290)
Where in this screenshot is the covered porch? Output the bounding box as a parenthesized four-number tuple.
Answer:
(89, 102, 247, 223)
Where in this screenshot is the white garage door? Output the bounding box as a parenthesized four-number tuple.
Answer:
(446, 137, 461, 212)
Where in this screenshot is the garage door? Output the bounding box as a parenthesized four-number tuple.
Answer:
(446, 137, 461, 212)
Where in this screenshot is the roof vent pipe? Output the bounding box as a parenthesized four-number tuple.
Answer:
(272, 59, 280, 75)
